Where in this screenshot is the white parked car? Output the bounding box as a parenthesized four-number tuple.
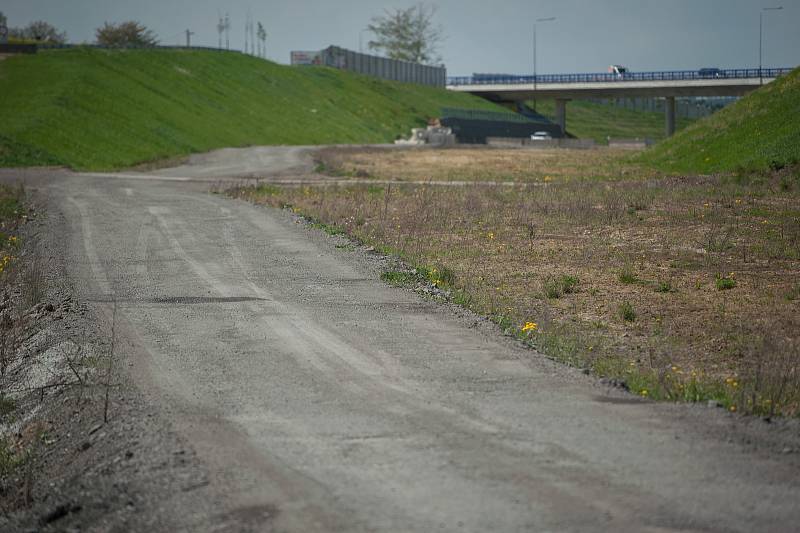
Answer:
(530, 131, 553, 140)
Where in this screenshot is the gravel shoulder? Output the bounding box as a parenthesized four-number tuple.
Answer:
(1, 150, 799, 532)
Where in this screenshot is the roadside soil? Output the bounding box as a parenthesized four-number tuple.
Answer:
(0, 177, 250, 532)
(266, 147, 800, 415)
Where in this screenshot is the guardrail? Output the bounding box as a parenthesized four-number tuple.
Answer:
(447, 68, 794, 86)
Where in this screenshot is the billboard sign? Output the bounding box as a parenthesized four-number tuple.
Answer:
(290, 50, 322, 66)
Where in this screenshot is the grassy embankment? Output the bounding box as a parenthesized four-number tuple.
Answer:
(233, 68, 800, 416)
(533, 99, 696, 143)
(0, 47, 502, 171)
(640, 68, 800, 173)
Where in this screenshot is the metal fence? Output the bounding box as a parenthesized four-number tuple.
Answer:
(440, 107, 536, 124)
(447, 68, 795, 86)
(34, 43, 237, 53)
(316, 46, 445, 88)
(0, 43, 37, 54)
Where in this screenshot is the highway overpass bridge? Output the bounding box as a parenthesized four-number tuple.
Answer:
(447, 67, 794, 137)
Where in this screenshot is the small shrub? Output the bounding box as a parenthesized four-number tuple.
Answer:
(787, 283, 800, 301)
(0, 394, 16, 421)
(0, 437, 25, 478)
(254, 183, 281, 196)
(619, 301, 636, 322)
(543, 278, 562, 299)
(618, 266, 638, 284)
(655, 281, 673, 293)
(768, 159, 786, 172)
(431, 265, 456, 287)
(543, 274, 579, 299)
(380, 271, 415, 285)
(715, 273, 736, 291)
(560, 275, 579, 294)
(453, 289, 473, 307)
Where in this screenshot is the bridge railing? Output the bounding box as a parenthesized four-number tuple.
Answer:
(447, 68, 794, 86)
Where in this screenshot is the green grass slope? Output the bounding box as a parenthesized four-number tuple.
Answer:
(640, 67, 800, 173)
(532, 99, 695, 143)
(0, 48, 501, 170)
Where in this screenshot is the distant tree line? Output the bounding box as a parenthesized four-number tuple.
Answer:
(0, 11, 68, 44)
(0, 11, 160, 48)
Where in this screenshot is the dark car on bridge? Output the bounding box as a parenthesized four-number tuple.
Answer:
(698, 67, 722, 78)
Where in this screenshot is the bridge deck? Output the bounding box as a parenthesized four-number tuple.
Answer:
(447, 68, 792, 99)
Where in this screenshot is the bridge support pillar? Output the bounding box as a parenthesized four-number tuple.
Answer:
(555, 98, 570, 136)
(665, 96, 676, 137)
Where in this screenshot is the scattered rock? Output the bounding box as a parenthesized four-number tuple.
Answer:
(41, 503, 81, 524)
(600, 378, 628, 391)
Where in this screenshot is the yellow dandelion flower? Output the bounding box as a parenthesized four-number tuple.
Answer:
(521, 322, 538, 332)
(640, 389, 649, 397)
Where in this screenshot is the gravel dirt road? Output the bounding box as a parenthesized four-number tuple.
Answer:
(3, 146, 800, 532)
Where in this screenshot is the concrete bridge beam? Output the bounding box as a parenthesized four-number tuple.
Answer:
(664, 96, 676, 137)
(555, 98, 570, 136)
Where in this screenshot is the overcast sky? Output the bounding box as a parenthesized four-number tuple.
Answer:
(2, 0, 799, 75)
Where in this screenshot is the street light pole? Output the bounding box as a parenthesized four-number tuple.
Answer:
(533, 17, 555, 112)
(760, 6, 783, 84)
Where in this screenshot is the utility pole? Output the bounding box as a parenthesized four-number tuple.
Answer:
(760, 6, 783, 85)
(225, 13, 230, 50)
(257, 22, 267, 59)
(185, 29, 194, 48)
(217, 12, 224, 49)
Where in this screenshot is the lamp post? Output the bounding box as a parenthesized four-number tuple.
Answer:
(533, 17, 556, 111)
(759, 6, 782, 84)
(359, 29, 367, 53)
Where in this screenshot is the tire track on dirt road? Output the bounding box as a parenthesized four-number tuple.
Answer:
(29, 150, 800, 533)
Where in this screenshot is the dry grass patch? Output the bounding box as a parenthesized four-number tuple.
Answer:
(233, 149, 800, 416)
(314, 146, 654, 183)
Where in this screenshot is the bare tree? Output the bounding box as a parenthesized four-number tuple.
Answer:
(7, 19, 67, 44)
(367, 3, 444, 65)
(96, 21, 158, 48)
